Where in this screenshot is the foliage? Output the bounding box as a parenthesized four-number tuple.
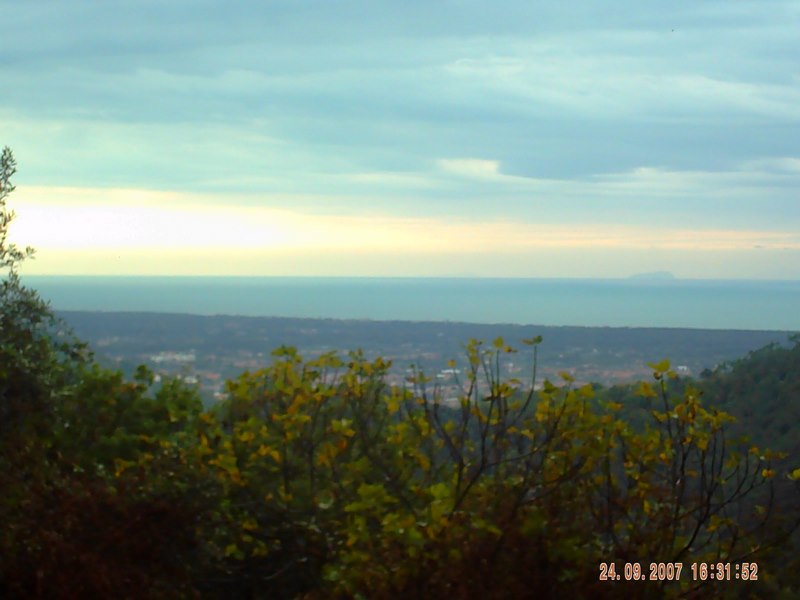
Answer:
(699, 337, 800, 453)
(0, 146, 35, 275)
(190, 344, 797, 599)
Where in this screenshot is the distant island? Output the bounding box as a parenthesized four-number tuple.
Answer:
(628, 271, 676, 280)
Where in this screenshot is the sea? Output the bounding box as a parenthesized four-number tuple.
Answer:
(23, 276, 800, 332)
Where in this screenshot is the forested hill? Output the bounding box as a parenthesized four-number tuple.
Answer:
(601, 336, 800, 453)
(698, 336, 800, 452)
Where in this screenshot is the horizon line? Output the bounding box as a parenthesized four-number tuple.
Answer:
(20, 274, 800, 283)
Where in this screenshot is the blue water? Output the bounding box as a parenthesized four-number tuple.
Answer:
(23, 276, 800, 331)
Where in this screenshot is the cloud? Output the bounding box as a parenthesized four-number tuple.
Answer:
(437, 158, 501, 179)
(2, 1, 799, 278)
(10, 186, 800, 257)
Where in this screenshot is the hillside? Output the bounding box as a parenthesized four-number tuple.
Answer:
(699, 337, 800, 453)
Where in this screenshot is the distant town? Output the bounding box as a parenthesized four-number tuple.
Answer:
(59, 310, 795, 404)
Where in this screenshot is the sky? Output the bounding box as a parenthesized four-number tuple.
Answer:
(2, 0, 800, 278)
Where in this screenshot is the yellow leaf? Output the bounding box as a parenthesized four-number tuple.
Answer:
(237, 430, 255, 443)
(114, 458, 133, 478)
(707, 515, 721, 533)
(417, 453, 431, 472)
(637, 382, 658, 398)
(242, 518, 258, 532)
(647, 359, 671, 373)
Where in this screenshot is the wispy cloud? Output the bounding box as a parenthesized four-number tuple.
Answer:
(11, 187, 800, 260)
(1, 1, 799, 277)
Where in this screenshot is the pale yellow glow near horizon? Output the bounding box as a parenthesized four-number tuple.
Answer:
(7, 185, 800, 277)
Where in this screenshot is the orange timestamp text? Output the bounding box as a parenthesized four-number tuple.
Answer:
(599, 562, 760, 582)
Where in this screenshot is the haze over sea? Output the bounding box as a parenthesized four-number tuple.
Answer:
(27, 276, 800, 332)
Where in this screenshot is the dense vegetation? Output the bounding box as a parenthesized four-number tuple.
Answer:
(2, 147, 799, 598)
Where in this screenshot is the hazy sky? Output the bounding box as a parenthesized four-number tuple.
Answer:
(3, 0, 800, 277)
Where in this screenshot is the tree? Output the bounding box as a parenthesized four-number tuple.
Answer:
(0, 148, 206, 598)
(0, 146, 33, 273)
(0, 146, 79, 446)
(199, 342, 796, 599)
